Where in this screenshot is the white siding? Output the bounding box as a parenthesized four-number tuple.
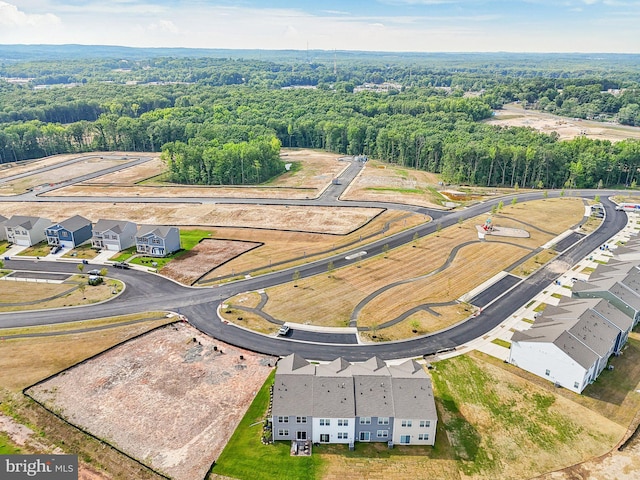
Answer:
(509, 341, 593, 394)
(312, 417, 354, 444)
(392, 419, 436, 446)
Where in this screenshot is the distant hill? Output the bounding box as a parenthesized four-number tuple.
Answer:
(1, 44, 640, 70)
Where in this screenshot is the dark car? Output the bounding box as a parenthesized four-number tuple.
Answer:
(50, 245, 62, 254)
(113, 262, 130, 269)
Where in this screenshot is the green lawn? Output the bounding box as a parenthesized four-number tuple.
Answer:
(491, 338, 511, 349)
(210, 370, 323, 480)
(16, 241, 50, 257)
(0, 241, 9, 255)
(0, 432, 21, 454)
(129, 229, 213, 269)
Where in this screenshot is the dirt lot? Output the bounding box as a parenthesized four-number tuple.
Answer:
(487, 103, 640, 142)
(27, 322, 276, 480)
(161, 239, 261, 285)
(341, 160, 444, 207)
(48, 149, 347, 200)
(0, 202, 381, 235)
(0, 156, 134, 195)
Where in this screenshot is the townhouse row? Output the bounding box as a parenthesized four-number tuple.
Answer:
(0, 214, 180, 257)
(272, 354, 438, 446)
(509, 236, 640, 394)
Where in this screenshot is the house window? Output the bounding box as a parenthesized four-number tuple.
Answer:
(418, 433, 429, 441)
(152, 238, 161, 245)
(401, 420, 412, 427)
(400, 435, 410, 444)
(277, 416, 288, 423)
(376, 430, 388, 438)
(378, 417, 389, 425)
(319, 419, 330, 426)
(338, 419, 348, 426)
(296, 416, 307, 424)
(359, 417, 371, 425)
(419, 420, 431, 428)
(359, 431, 370, 442)
(337, 432, 348, 440)
(574, 381, 580, 389)
(545, 369, 551, 376)
(278, 429, 289, 436)
(319, 434, 329, 443)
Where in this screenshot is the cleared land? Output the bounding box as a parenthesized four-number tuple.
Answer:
(160, 238, 261, 285)
(0, 153, 106, 180)
(27, 323, 276, 480)
(0, 156, 133, 195)
(46, 149, 346, 200)
(0, 202, 382, 235)
(486, 103, 640, 142)
(257, 198, 583, 338)
(341, 160, 445, 207)
(0, 276, 122, 312)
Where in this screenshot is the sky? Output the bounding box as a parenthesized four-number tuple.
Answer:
(0, 0, 639, 53)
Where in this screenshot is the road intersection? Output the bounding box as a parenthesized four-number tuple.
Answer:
(0, 154, 628, 360)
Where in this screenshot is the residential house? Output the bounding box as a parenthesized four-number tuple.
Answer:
(271, 354, 437, 447)
(4, 215, 51, 246)
(135, 225, 181, 257)
(45, 215, 92, 249)
(0, 214, 7, 241)
(91, 219, 137, 252)
(572, 259, 640, 326)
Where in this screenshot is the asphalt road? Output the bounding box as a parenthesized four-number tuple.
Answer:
(0, 190, 627, 361)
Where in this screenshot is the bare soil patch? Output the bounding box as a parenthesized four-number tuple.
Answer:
(51, 148, 346, 200)
(0, 202, 381, 235)
(0, 153, 91, 180)
(487, 103, 640, 142)
(27, 323, 276, 480)
(0, 156, 132, 196)
(342, 160, 445, 207)
(161, 239, 261, 285)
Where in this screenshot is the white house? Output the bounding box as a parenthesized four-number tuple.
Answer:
(0, 214, 7, 241)
(4, 215, 52, 246)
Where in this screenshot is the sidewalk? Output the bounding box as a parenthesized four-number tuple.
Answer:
(438, 211, 638, 363)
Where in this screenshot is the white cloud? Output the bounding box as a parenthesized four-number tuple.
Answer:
(148, 19, 178, 34)
(0, 1, 60, 27)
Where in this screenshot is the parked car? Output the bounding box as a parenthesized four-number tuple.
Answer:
(278, 325, 290, 336)
(87, 269, 102, 276)
(113, 262, 130, 269)
(50, 245, 62, 254)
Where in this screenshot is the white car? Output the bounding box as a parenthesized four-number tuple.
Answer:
(278, 325, 290, 336)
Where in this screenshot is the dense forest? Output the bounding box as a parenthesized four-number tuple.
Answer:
(2, 47, 640, 188)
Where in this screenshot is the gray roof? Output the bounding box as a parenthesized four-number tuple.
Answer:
(554, 330, 600, 369)
(136, 224, 178, 239)
(272, 354, 436, 421)
(567, 310, 618, 357)
(4, 215, 51, 229)
(56, 215, 91, 232)
(592, 298, 633, 333)
(0, 214, 6, 223)
(609, 282, 640, 313)
(93, 219, 136, 235)
(312, 376, 355, 418)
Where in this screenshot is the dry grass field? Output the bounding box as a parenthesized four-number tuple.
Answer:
(47, 149, 346, 200)
(0, 201, 382, 234)
(486, 103, 640, 142)
(259, 198, 584, 336)
(0, 276, 122, 312)
(200, 210, 427, 282)
(341, 159, 445, 207)
(27, 323, 276, 480)
(0, 156, 133, 195)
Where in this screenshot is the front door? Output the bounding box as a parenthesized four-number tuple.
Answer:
(297, 431, 307, 440)
(320, 434, 329, 443)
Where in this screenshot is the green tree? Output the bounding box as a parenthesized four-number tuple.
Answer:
(382, 244, 390, 258)
(511, 197, 518, 206)
(327, 260, 334, 278)
(77, 263, 84, 275)
(292, 270, 300, 286)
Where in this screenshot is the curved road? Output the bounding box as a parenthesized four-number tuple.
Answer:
(0, 181, 626, 360)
